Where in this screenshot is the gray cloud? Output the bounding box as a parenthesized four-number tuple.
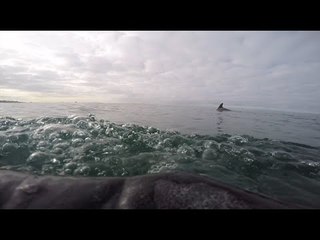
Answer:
(0, 31, 320, 112)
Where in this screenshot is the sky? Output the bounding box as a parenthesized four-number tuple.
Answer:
(0, 31, 320, 113)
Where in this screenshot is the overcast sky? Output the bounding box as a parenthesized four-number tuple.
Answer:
(0, 31, 319, 112)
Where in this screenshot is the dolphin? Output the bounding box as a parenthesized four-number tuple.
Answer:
(0, 170, 300, 209)
(217, 103, 231, 111)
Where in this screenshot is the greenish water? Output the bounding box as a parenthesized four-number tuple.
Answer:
(1, 103, 320, 208)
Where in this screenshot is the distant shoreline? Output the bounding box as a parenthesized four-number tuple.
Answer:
(0, 100, 23, 103)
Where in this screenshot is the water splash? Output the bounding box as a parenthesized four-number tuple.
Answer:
(0, 115, 320, 207)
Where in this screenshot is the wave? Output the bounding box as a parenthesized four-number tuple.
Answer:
(1, 115, 320, 207)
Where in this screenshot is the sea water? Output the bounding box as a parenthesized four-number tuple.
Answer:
(0, 102, 320, 208)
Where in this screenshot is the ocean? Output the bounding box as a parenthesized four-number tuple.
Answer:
(1, 102, 320, 208)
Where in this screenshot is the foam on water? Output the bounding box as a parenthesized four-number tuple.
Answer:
(0, 115, 320, 207)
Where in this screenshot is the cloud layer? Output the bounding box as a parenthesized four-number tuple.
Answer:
(0, 31, 320, 112)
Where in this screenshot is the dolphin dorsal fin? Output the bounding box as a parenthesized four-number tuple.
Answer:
(218, 103, 223, 108)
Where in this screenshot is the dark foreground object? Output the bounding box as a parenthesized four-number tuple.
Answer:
(0, 170, 298, 209)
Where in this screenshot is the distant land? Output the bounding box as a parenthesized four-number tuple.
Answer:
(0, 100, 23, 103)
